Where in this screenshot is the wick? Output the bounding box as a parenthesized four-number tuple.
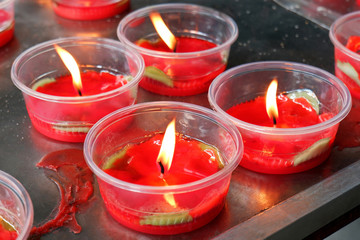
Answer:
(272, 116, 277, 127)
(159, 161, 165, 175)
(77, 89, 82, 96)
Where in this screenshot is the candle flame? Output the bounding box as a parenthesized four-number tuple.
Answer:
(157, 119, 176, 172)
(149, 12, 177, 51)
(54, 44, 83, 95)
(266, 79, 279, 125)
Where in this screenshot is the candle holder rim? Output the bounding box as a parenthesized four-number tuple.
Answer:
(11, 36, 145, 103)
(84, 101, 243, 194)
(52, 0, 127, 7)
(329, 11, 360, 61)
(0, 0, 14, 8)
(208, 61, 352, 136)
(0, 170, 34, 239)
(117, 3, 239, 59)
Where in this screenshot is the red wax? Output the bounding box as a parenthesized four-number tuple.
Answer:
(334, 36, 360, 99)
(100, 133, 228, 235)
(29, 70, 134, 142)
(35, 71, 128, 96)
(30, 149, 94, 238)
(227, 94, 336, 174)
(136, 37, 226, 96)
(0, 218, 17, 240)
(52, 0, 130, 21)
(0, 10, 14, 47)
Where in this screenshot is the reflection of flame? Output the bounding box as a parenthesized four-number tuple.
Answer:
(54, 44, 83, 95)
(149, 12, 177, 51)
(265, 79, 278, 124)
(157, 119, 176, 172)
(163, 180, 177, 208)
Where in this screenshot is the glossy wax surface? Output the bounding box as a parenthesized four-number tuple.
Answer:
(35, 71, 128, 96)
(103, 133, 222, 186)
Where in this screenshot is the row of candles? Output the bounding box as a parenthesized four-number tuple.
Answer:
(1, 1, 360, 238)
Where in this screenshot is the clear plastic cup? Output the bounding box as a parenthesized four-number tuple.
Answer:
(0, 0, 15, 47)
(11, 37, 144, 142)
(84, 101, 243, 235)
(0, 170, 33, 239)
(330, 11, 360, 99)
(208, 61, 351, 174)
(117, 3, 238, 96)
(52, 0, 130, 20)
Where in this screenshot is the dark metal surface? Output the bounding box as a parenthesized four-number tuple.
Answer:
(0, 0, 359, 239)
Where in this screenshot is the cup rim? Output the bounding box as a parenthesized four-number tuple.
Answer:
(117, 3, 239, 59)
(84, 101, 243, 194)
(329, 11, 360, 61)
(11, 36, 144, 103)
(0, 170, 33, 239)
(208, 61, 352, 135)
(0, 0, 14, 8)
(53, 0, 126, 7)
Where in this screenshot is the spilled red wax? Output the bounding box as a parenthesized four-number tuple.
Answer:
(30, 149, 93, 238)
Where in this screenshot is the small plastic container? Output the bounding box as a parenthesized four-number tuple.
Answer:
(11, 37, 144, 142)
(84, 101, 243, 235)
(208, 61, 351, 174)
(0, 170, 33, 239)
(117, 3, 238, 96)
(52, 0, 130, 21)
(330, 11, 360, 99)
(0, 0, 15, 47)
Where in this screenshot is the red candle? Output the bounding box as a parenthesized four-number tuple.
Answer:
(226, 80, 335, 174)
(0, 217, 17, 240)
(100, 129, 226, 234)
(52, 0, 130, 21)
(334, 35, 360, 99)
(0, 9, 14, 47)
(30, 70, 133, 142)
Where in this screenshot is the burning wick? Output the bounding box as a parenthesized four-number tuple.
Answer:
(266, 79, 279, 127)
(159, 161, 165, 175)
(149, 12, 177, 52)
(157, 118, 176, 176)
(54, 44, 83, 96)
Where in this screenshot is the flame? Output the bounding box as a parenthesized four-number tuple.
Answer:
(149, 12, 177, 51)
(54, 44, 83, 95)
(157, 119, 176, 172)
(265, 79, 279, 123)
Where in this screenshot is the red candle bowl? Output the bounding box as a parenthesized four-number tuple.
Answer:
(0, 0, 14, 47)
(52, 0, 130, 21)
(117, 3, 238, 96)
(11, 37, 144, 142)
(84, 101, 243, 235)
(208, 62, 351, 174)
(0, 170, 33, 240)
(330, 11, 360, 99)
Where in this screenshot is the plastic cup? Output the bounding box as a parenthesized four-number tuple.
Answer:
(0, 0, 14, 47)
(11, 37, 144, 142)
(208, 61, 351, 174)
(52, 0, 130, 20)
(330, 11, 360, 99)
(84, 101, 243, 235)
(0, 170, 33, 239)
(117, 3, 238, 96)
